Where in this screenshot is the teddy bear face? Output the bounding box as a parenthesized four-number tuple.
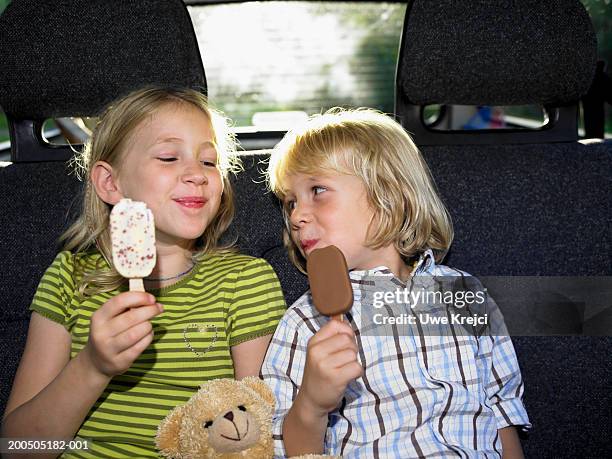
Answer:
(156, 377, 275, 459)
(202, 403, 261, 453)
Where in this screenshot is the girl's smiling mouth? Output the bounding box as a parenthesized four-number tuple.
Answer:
(174, 196, 207, 209)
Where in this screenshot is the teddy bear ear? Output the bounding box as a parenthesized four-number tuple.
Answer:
(240, 376, 275, 408)
(156, 404, 185, 458)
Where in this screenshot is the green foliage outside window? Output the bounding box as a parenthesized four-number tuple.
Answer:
(0, 0, 10, 15)
(0, 110, 7, 145)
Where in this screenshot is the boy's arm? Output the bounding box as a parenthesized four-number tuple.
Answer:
(261, 313, 361, 457)
(499, 426, 524, 459)
(282, 320, 361, 456)
(261, 311, 307, 458)
(484, 297, 531, 452)
(282, 393, 328, 455)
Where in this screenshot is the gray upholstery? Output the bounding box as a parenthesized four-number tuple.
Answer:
(420, 142, 612, 455)
(0, 0, 205, 118)
(0, 163, 82, 412)
(422, 142, 612, 277)
(225, 154, 307, 306)
(399, 0, 597, 106)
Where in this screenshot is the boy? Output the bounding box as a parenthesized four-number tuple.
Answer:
(261, 108, 530, 458)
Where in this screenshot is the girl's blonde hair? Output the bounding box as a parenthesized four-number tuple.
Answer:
(268, 107, 453, 273)
(63, 86, 241, 296)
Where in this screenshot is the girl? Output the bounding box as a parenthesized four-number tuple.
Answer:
(261, 108, 530, 458)
(2, 87, 285, 458)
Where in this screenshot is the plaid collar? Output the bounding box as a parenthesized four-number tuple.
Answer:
(348, 249, 437, 282)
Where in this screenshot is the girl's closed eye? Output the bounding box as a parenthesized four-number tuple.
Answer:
(156, 154, 178, 163)
(200, 159, 217, 167)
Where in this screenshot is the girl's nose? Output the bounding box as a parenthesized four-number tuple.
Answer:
(182, 164, 208, 186)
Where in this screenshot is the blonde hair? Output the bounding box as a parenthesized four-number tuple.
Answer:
(63, 86, 241, 296)
(267, 107, 453, 273)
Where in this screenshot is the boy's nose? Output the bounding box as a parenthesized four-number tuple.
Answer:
(289, 202, 312, 227)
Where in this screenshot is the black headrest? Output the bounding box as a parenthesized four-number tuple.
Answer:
(0, 0, 205, 119)
(397, 0, 597, 107)
(395, 0, 598, 145)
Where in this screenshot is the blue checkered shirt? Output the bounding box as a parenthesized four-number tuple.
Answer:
(261, 250, 531, 458)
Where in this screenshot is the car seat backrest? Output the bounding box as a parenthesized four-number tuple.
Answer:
(395, 1, 611, 457)
(0, 0, 206, 415)
(395, 0, 611, 277)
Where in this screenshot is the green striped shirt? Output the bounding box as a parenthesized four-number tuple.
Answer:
(30, 250, 286, 458)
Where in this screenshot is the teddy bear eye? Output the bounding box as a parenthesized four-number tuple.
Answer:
(238, 405, 247, 412)
(203, 420, 213, 428)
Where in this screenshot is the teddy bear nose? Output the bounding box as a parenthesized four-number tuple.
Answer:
(223, 411, 234, 422)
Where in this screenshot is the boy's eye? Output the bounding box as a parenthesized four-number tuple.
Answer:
(313, 186, 326, 195)
(284, 200, 296, 213)
(201, 160, 217, 167)
(157, 156, 177, 162)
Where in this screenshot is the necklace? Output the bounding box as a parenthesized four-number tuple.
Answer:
(144, 263, 196, 282)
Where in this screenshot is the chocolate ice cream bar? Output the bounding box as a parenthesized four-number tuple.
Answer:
(306, 245, 353, 321)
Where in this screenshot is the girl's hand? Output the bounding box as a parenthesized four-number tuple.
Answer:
(81, 292, 163, 378)
(297, 319, 363, 417)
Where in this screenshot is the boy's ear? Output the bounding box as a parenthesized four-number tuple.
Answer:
(91, 161, 123, 205)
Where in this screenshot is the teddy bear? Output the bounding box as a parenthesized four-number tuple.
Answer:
(156, 376, 337, 459)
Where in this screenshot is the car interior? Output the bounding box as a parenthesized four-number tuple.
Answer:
(0, 0, 610, 457)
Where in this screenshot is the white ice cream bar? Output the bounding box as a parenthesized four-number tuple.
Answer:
(110, 198, 156, 279)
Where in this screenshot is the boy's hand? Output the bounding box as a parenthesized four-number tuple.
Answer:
(298, 319, 363, 417)
(81, 291, 163, 378)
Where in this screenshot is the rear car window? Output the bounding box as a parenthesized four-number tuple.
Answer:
(1, 0, 610, 157)
(188, 2, 406, 129)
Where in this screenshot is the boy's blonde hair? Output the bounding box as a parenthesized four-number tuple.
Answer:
(268, 107, 453, 273)
(63, 86, 241, 296)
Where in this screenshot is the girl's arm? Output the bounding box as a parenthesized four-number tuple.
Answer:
(2, 313, 110, 459)
(227, 258, 286, 380)
(231, 334, 273, 379)
(2, 292, 161, 459)
(499, 426, 524, 459)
